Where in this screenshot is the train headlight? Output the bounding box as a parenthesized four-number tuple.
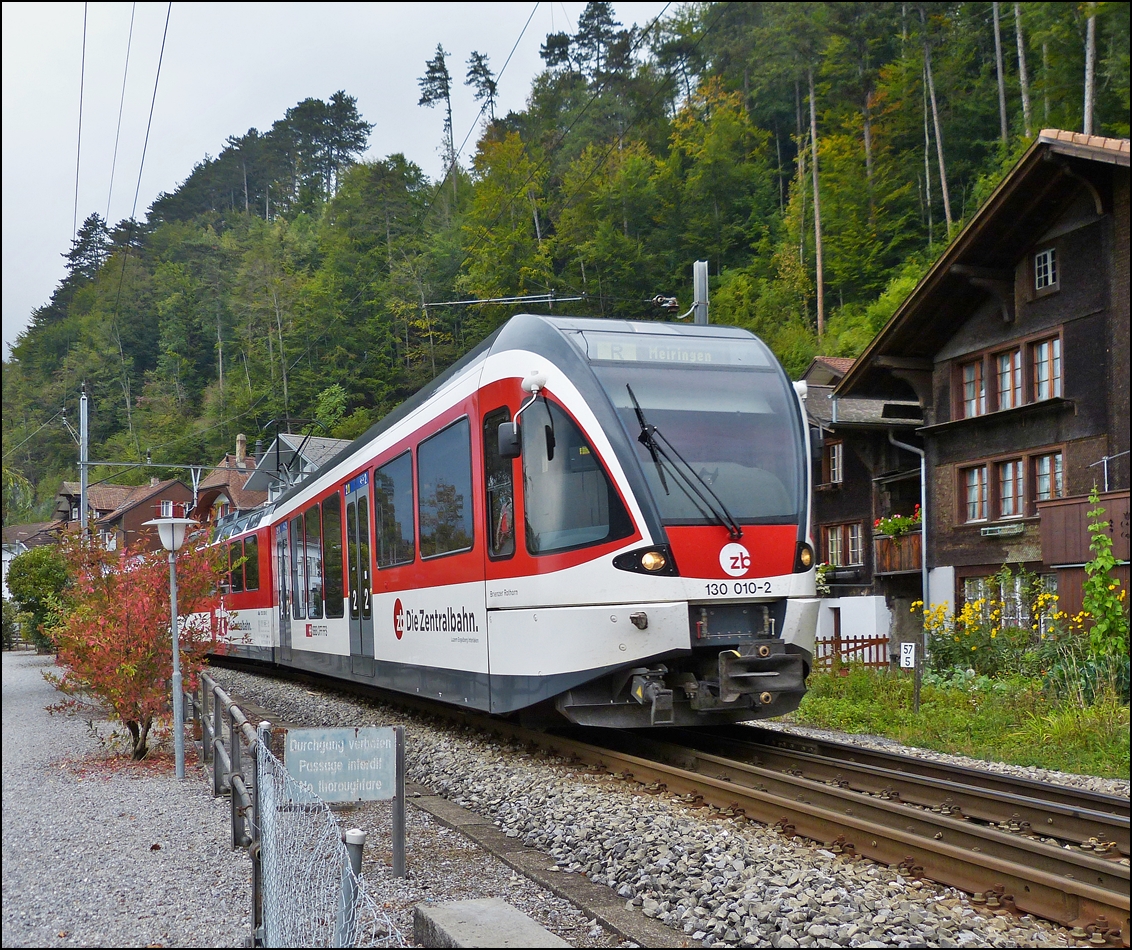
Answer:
(795, 542, 814, 572)
(612, 545, 679, 576)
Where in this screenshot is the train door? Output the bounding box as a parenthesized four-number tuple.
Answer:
(277, 521, 292, 662)
(345, 472, 374, 676)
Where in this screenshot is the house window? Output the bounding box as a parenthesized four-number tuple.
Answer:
(998, 459, 1024, 518)
(963, 465, 988, 522)
(1034, 452, 1063, 501)
(824, 523, 862, 567)
(823, 440, 843, 485)
(962, 360, 986, 417)
(1033, 338, 1061, 400)
(995, 349, 1022, 410)
(1034, 247, 1057, 290)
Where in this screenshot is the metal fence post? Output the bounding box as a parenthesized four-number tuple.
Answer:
(393, 725, 406, 878)
(230, 707, 243, 849)
(333, 828, 366, 948)
(213, 686, 225, 797)
(201, 679, 212, 764)
(253, 722, 269, 947)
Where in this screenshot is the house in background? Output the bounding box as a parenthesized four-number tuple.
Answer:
(835, 130, 1129, 622)
(195, 434, 267, 524)
(93, 478, 194, 553)
(53, 482, 136, 527)
(802, 357, 924, 661)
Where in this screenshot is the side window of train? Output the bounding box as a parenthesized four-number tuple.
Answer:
(483, 407, 515, 559)
(418, 418, 474, 559)
(523, 399, 633, 555)
(244, 536, 259, 591)
(219, 544, 231, 594)
(375, 452, 415, 568)
(290, 515, 306, 620)
(305, 505, 323, 620)
(230, 540, 244, 593)
(322, 493, 344, 618)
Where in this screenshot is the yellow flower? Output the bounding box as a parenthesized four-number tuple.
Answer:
(971, 645, 977, 651)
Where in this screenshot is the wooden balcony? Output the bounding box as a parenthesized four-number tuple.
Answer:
(873, 530, 922, 575)
(1038, 490, 1129, 565)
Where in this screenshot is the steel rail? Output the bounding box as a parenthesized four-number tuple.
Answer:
(718, 725, 1130, 819)
(513, 729, 1129, 945)
(656, 727, 1130, 856)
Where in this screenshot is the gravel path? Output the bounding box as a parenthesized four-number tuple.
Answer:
(1, 652, 251, 949)
(212, 666, 1127, 949)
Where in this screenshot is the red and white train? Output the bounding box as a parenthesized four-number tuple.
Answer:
(211, 314, 819, 727)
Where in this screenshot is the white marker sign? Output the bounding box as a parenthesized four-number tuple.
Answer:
(900, 642, 917, 669)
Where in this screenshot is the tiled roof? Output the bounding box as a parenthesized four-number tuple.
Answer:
(95, 478, 188, 524)
(2, 521, 62, 549)
(58, 481, 136, 514)
(197, 454, 267, 512)
(1038, 129, 1130, 165)
(815, 356, 855, 374)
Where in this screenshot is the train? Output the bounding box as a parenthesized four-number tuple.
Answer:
(209, 313, 819, 728)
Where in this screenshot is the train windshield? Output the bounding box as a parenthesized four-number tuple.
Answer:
(587, 335, 802, 525)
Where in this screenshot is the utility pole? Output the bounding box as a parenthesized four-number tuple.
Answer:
(80, 384, 89, 536)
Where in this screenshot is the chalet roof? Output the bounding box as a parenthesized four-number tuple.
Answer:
(197, 454, 267, 512)
(2, 521, 62, 549)
(805, 384, 923, 429)
(94, 478, 189, 525)
(802, 356, 855, 387)
(836, 129, 1130, 400)
(243, 433, 353, 494)
(57, 481, 136, 515)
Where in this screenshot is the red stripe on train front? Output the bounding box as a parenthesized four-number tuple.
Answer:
(665, 524, 798, 579)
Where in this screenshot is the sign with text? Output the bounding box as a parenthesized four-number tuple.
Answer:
(900, 642, 917, 669)
(284, 726, 397, 802)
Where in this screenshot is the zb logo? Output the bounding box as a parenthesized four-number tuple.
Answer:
(393, 598, 405, 640)
(719, 542, 752, 577)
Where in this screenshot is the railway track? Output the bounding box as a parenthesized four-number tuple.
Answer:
(212, 659, 1130, 946)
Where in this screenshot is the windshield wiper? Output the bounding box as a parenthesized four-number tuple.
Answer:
(627, 385, 669, 495)
(625, 385, 743, 540)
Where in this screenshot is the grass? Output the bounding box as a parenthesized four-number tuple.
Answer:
(788, 667, 1130, 779)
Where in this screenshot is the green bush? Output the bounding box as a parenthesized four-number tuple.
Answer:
(5, 545, 69, 651)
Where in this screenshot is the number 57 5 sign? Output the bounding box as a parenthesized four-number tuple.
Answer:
(900, 642, 917, 669)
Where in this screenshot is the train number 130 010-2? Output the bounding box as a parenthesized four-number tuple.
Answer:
(705, 580, 773, 596)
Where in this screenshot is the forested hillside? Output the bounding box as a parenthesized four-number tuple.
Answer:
(3, 1, 1128, 523)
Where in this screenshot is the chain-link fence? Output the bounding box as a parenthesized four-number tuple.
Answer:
(194, 675, 405, 948)
(256, 733, 405, 948)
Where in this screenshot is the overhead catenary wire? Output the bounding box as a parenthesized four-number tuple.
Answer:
(73, 2, 88, 245)
(106, 2, 137, 223)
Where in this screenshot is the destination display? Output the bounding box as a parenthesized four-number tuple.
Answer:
(576, 330, 772, 367)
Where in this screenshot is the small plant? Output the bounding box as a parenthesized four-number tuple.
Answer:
(875, 504, 921, 537)
(815, 562, 832, 596)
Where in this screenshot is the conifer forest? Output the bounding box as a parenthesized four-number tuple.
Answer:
(3, 2, 1129, 522)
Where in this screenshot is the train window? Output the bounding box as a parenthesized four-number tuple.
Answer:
(523, 400, 633, 554)
(230, 541, 244, 593)
(357, 494, 371, 620)
(483, 407, 515, 559)
(347, 499, 359, 620)
(290, 515, 306, 620)
(418, 418, 474, 559)
(219, 544, 231, 594)
(305, 506, 323, 620)
(244, 536, 259, 591)
(375, 452, 415, 568)
(322, 493, 343, 618)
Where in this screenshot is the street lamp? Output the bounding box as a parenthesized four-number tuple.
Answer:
(144, 514, 197, 779)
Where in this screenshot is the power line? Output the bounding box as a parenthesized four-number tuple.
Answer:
(106, 2, 137, 223)
(73, 2, 88, 244)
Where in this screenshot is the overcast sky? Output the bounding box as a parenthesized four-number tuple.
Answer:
(2, 1, 670, 359)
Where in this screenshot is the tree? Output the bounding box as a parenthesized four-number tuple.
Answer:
(466, 52, 498, 122)
(419, 45, 457, 201)
(64, 213, 111, 282)
(46, 533, 222, 760)
(5, 544, 69, 651)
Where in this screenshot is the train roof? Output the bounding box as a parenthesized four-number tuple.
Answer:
(266, 313, 772, 516)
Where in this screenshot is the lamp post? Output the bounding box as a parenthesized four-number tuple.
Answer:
(144, 514, 196, 779)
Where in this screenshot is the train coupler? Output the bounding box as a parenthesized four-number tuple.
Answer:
(630, 669, 674, 725)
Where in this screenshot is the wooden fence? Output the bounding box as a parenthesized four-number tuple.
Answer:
(814, 633, 891, 670)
